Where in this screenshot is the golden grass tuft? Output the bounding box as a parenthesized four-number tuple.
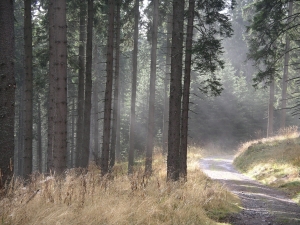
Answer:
(234, 126, 300, 203)
(0, 147, 238, 225)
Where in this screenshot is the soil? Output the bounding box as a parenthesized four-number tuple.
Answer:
(199, 156, 300, 225)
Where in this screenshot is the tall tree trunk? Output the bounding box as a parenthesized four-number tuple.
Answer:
(92, 45, 99, 164)
(82, 0, 93, 168)
(167, 0, 184, 181)
(116, 66, 122, 162)
(76, 0, 86, 167)
(73, 104, 77, 167)
(92, 81, 99, 163)
(267, 76, 275, 138)
(49, 0, 68, 174)
(0, 0, 15, 188)
(101, 0, 115, 176)
(37, 98, 42, 173)
(128, 0, 139, 175)
(116, 99, 121, 161)
(180, 0, 195, 181)
(145, 0, 158, 175)
(47, 0, 55, 172)
(110, 0, 121, 169)
(54, 0, 68, 173)
(162, 13, 172, 155)
(23, 0, 33, 178)
(280, 1, 293, 129)
(18, 81, 25, 176)
(70, 98, 75, 168)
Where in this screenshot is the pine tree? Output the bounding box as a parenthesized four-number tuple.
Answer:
(75, 0, 86, 168)
(128, 0, 139, 175)
(102, 0, 115, 176)
(37, 96, 43, 172)
(145, 0, 159, 175)
(280, 1, 293, 129)
(162, 12, 172, 155)
(23, 0, 33, 178)
(48, 0, 68, 174)
(47, 0, 55, 172)
(177, 0, 234, 180)
(167, 0, 185, 181)
(111, 0, 121, 168)
(246, 0, 297, 133)
(82, 0, 94, 168)
(0, 0, 15, 187)
(92, 46, 100, 164)
(180, 0, 195, 181)
(268, 76, 275, 137)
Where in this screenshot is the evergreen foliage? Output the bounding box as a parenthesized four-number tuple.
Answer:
(2, 0, 300, 185)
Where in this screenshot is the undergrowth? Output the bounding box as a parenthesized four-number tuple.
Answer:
(0, 148, 239, 225)
(234, 126, 300, 204)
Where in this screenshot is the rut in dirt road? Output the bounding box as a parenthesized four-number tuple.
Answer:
(199, 157, 300, 225)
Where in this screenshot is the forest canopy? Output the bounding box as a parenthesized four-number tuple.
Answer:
(0, 0, 299, 186)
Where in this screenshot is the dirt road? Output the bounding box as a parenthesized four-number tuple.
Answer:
(199, 156, 300, 225)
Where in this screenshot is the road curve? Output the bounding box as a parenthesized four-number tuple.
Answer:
(199, 156, 300, 225)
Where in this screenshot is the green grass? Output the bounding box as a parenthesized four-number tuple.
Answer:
(234, 128, 300, 204)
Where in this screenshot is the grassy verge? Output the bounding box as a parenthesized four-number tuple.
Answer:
(234, 127, 300, 204)
(0, 147, 239, 225)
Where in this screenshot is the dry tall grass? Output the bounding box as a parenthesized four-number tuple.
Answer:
(234, 126, 300, 203)
(235, 126, 299, 158)
(0, 148, 238, 225)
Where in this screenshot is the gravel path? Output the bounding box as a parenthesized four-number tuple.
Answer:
(199, 156, 300, 225)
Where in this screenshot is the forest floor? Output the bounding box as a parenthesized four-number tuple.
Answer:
(199, 156, 300, 225)
(0, 150, 239, 225)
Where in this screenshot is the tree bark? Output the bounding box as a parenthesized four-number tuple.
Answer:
(17, 80, 25, 176)
(101, 0, 115, 176)
(92, 46, 99, 164)
(163, 13, 172, 155)
(145, 0, 158, 175)
(82, 0, 93, 168)
(23, 0, 33, 178)
(167, 0, 184, 181)
(49, 0, 68, 174)
(37, 97, 42, 173)
(76, 0, 86, 168)
(54, 0, 68, 173)
(280, 1, 293, 129)
(70, 98, 75, 168)
(116, 68, 122, 162)
(0, 0, 15, 188)
(110, 0, 121, 169)
(180, 0, 195, 181)
(93, 80, 99, 163)
(128, 0, 139, 175)
(47, 0, 55, 173)
(267, 76, 275, 138)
